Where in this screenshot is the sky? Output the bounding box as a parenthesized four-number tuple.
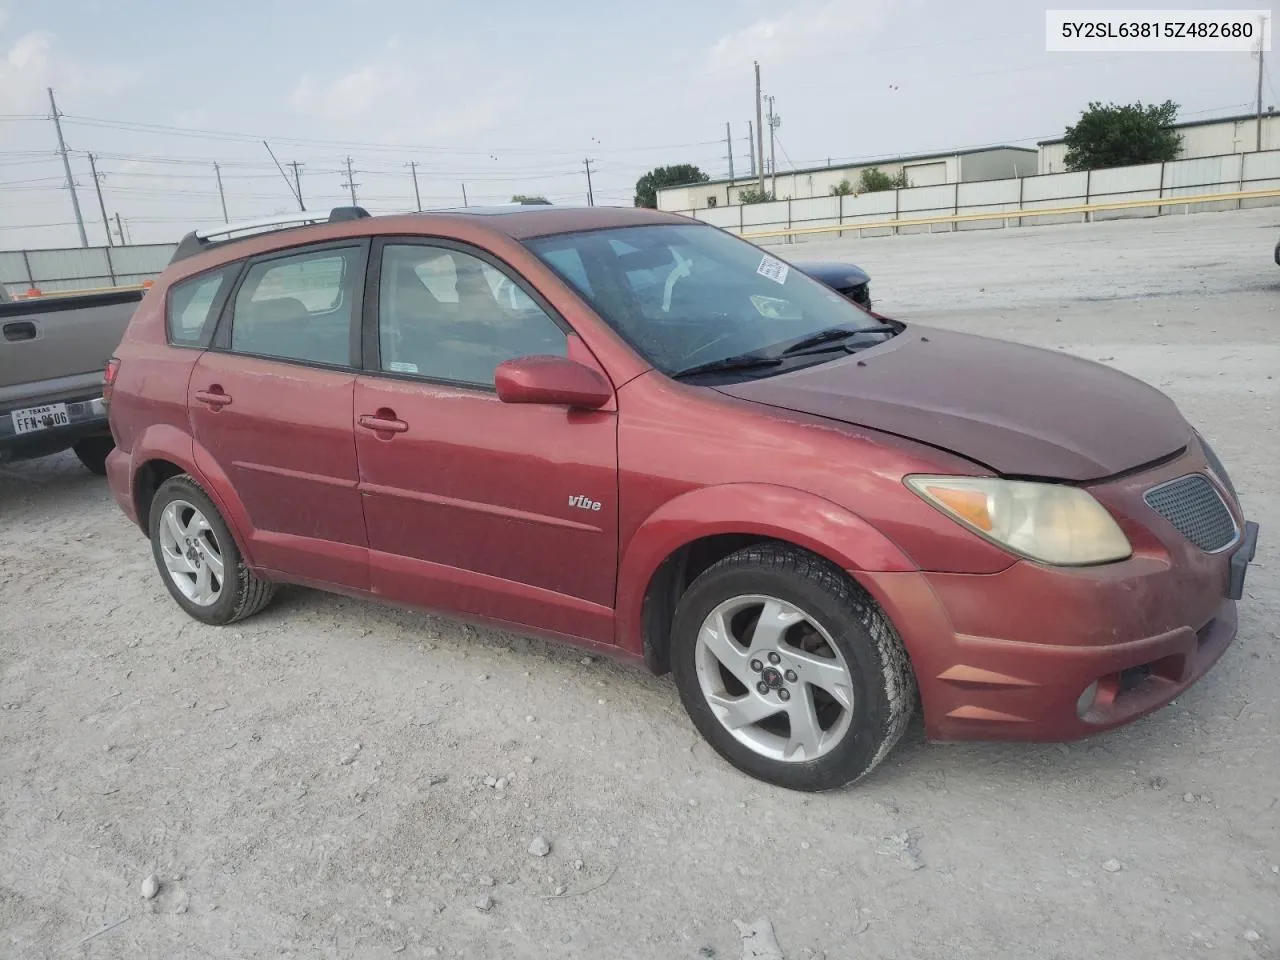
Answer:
(0, 0, 1270, 250)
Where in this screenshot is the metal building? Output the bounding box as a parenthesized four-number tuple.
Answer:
(656, 146, 1038, 212)
(1038, 110, 1280, 174)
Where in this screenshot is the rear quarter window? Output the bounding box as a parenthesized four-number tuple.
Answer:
(167, 267, 235, 347)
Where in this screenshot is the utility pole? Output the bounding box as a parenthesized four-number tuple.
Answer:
(766, 94, 780, 195)
(584, 158, 595, 206)
(753, 61, 766, 192)
(288, 161, 305, 210)
(48, 87, 88, 247)
(746, 121, 756, 177)
(86, 153, 112, 246)
(263, 140, 302, 210)
(114, 212, 127, 245)
(213, 162, 229, 222)
(341, 156, 358, 205)
(1256, 15, 1267, 151)
(725, 121, 735, 181)
(407, 161, 422, 211)
(461, 183, 468, 207)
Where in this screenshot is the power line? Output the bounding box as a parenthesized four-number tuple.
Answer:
(58, 113, 723, 158)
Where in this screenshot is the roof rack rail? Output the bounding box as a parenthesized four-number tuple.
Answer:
(169, 205, 371, 264)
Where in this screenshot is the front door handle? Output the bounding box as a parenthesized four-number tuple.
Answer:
(358, 412, 408, 434)
(194, 387, 232, 408)
(3, 321, 36, 342)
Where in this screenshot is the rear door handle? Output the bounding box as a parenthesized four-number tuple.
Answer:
(358, 413, 408, 434)
(194, 388, 232, 408)
(3, 321, 36, 342)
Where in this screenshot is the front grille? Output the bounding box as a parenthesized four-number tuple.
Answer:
(1144, 474, 1237, 552)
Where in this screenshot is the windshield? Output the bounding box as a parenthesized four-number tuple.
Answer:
(524, 223, 885, 376)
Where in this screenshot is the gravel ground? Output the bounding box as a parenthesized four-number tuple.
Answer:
(2, 208, 1278, 960)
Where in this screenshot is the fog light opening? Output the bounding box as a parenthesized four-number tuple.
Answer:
(1075, 681, 1099, 718)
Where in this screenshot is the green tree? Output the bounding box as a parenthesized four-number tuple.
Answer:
(857, 167, 909, 193)
(1062, 100, 1183, 171)
(830, 179, 854, 196)
(511, 194, 550, 204)
(736, 186, 776, 204)
(633, 164, 709, 208)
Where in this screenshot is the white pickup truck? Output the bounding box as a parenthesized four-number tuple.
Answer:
(0, 284, 144, 473)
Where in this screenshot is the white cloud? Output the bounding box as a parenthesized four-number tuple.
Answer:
(0, 30, 54, 112)
(383, 94, 509, 143)
(705, 0, 897, 77)
(287, 53, 517, 141)
(289, 63, 403, 121)
(0, 23, 139, 115)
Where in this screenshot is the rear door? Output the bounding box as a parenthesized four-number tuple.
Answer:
(189, 240, 370, 589)
(353, 238, 619, 643)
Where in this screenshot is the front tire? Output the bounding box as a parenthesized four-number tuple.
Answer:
(671, 544, 916, 791)
(73, 436, 114, 475)
(148, 475, 276, 625)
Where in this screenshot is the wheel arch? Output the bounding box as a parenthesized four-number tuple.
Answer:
(127, 425, 257, 564)
(618, 483, 918, 674)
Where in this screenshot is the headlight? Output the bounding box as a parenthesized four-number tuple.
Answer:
(905, 476, 1132, 566)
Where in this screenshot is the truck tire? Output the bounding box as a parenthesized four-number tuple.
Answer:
(73, 436, 114, 475)
(670, 544, 916, 792)
(148, 474, 276, 625)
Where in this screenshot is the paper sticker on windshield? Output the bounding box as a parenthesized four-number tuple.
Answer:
(388, 361, 419, 374)
(757, 255, 789, 285)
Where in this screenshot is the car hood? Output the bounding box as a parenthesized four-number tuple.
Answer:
(715, 325, 1190, 481)
(792, 260, 870, 287)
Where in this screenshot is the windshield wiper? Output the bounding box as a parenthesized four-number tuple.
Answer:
(779, 324, 898, 356)
(671, 353, 783, 379)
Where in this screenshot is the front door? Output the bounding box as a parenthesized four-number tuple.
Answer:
(189, 241, 369, 589)
(353, 239, 618, 643)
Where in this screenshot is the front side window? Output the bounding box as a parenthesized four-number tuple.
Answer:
(229, 247, 360, 366)
(167, 267, 233, 347)
(377, 243, 566, 386)
(525, 223, 889, 376)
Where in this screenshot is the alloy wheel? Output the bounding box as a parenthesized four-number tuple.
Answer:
(157, 499, 225, 607)
(693, 594, 855, 762)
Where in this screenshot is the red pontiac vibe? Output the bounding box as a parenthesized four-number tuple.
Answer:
(103, 205, 1259, 791)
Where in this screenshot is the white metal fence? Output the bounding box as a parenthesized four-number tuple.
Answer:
(675, 150, 1280, 243)
(0, 243, 176, 296)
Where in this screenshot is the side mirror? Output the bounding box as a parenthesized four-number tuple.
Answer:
(494, 355, 612, 410)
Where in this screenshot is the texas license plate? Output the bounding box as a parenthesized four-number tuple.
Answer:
(11, 403, 70, 435)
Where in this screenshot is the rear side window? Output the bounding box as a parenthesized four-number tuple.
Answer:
(229, 247, 360, 367)
(167, 268, 233, 347)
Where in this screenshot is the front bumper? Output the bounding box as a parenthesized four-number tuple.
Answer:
(855, 446, 1258, 743)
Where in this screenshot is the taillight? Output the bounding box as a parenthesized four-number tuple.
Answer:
(103, 357, 121, 405)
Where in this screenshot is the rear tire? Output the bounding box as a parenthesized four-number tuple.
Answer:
(73, 436, 114, 475)
(670, 544, 915, 791)
(148, 474, 276, 625)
